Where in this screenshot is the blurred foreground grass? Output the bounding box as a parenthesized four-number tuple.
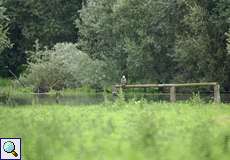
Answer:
(0, 102, 229, 160)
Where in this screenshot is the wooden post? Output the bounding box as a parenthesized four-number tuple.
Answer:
(214, 84, 221, 103)
(170, 86, 176, 102)
(112, 86, 117, 96)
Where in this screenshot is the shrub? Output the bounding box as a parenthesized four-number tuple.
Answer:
(227, 29, 230, 55)
(20, 43, 106, 92)
(188, 92, 204, 105)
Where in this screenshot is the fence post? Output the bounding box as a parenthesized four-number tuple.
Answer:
(170, 86, 176, 102)
(112, 86, 117, 96)
(214, 84, 221, 103)
(55, 92, 60, 104)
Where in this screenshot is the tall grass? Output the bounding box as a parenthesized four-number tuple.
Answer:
(0, 78, 12, 87)
(0, 102, 229, 160)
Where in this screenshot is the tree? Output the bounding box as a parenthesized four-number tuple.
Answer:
(0, 1, 9, 53)
(174, 1, 211, 82)
(20, 43, 106, 92)
(77, 0, 176, 84)
(0, 0, 84, 77)
(78, 0, 230, 89)
(174, 0, 230, 90)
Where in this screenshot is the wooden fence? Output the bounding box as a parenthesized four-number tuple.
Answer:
(113, 82, 221, 103)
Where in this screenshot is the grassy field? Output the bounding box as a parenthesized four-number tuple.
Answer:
(0, 101, 229, 160)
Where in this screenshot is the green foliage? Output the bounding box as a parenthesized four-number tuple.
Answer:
(114, 88, 126, 106)
(0, 77, 11, 86)
(188, 92, 204, 105)
(77, 0, 230, 89)
(0, 0, 83, 77)
(3, 0, 83, 47)
(0, 2, 9, 53)
(175, 1, 209, 80)
(0, 103, 229, 160)
(77, 0, 175, 83)
(0, 0, 230, 90)
(227, 29, 230, 55)
(174, 0, 230, 85)
(20, 43, 106, 92)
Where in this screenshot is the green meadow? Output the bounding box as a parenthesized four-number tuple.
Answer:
(0, 102, 229, 160)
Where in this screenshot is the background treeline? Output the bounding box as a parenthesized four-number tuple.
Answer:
(0, 0, 230, 91)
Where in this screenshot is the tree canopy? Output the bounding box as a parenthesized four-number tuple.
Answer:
(0, 0, 230, 90)
(0, 0, 84, 76)
(0, 1, 9, 53)
(77, 0, 230, 88)
(21, 43, 105, 91)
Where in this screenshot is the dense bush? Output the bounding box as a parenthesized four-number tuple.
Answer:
(20, 43, 106, 92)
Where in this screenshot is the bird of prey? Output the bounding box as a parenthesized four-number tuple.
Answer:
(121, 75, 127, 87)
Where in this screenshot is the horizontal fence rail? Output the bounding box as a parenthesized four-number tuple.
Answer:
(114, 82, 218, 88)
(113, 82, 221, 103)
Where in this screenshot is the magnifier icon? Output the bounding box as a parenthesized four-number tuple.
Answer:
(3, 141, 18, 157)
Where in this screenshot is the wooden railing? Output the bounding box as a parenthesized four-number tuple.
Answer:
(113, 82, 221, 103)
